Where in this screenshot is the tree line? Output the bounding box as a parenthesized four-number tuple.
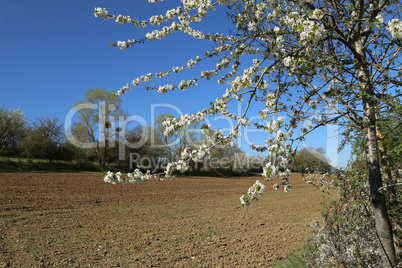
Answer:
(0, 88, 331, 174)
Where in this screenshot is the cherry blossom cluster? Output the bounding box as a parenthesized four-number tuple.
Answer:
(262, 162, 278, 181)
(95, 6, 181, 28)
(104, 159, 190, 183)
(119, 143, 211, 182)
(387, 19, 402, 38)
(288, 14, 326, 45)
(240, 180, 266, 207)
(146, 22, 180, 41)
(162, 112, 204, 137)
(303, 172, 337, 193)
(104, 169, 154, 184)
(180, 143, 211, 162)
(164, 159, 189, 177)
(115, 56, 202, 95)
(94, 8, 111, 20)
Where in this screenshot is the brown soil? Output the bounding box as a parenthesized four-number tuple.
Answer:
(0, 172, 325, 267)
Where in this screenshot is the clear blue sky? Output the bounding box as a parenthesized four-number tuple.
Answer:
(0, 0, 350, 167)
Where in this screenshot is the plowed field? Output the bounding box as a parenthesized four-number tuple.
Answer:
(0, 172, 324, 267)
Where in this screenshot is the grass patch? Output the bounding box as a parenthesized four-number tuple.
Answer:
(193, 230, 220, 240)
(274, 243, 320, 268)
(0, 156, 101, 172)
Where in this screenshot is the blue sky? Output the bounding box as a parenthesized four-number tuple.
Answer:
(0, 0, 350, 166)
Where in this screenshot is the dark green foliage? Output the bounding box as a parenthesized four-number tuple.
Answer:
(22, 117, 64, 165)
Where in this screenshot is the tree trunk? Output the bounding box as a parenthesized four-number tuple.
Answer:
(94, 147, 103, 171)
(375, 126, 398, 205)
(355, 44, 397, 266)
(363, 107, 397, 267)
(103, 146, 107, 171)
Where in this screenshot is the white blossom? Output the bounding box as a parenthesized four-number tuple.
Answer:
(387, 19, 402, 38)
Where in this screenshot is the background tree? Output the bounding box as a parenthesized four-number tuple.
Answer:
(23, 117, 63, 165)
(0, 105, 26, 156)
(205, 142, 247, 174)
(71, 88, 127, 170)
(291, 147, 332, 174)
(106, 124, 163, 171)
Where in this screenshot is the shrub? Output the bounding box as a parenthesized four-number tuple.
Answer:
(302, 159, 402, 267)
